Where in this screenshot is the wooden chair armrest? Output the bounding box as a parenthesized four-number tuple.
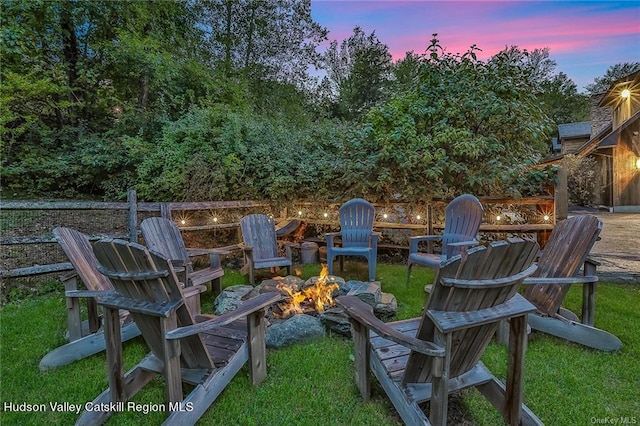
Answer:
(441, 264, 537, 288)
(59, 270, 78, 283)
(444, 239, 478, 258)
(238, 243, 253, 253)
(409, 235, 441, 253)
(165, 292, 282, 340)
(523, 276, 598, 285)
(336, 296, 444, 357)
(585, 256, 600, 267)
(186, 247, 231, 257)
(428, 294, 535, 333)
(447, 239, 477, 248)
(99, 292, 183, 317)
(65, 289, 112, 298)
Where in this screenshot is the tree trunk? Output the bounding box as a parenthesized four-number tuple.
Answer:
(224, 0, 233, 76)
(59, 0, 80, 123)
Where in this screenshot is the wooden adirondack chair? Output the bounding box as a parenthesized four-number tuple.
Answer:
(406, 194, 483, 286)
(77, 239, 280, 425)
(239, 214, 296, 284)
(522, 214, 622, 351)
(326, 198, 380, 281)
(337, 239, 543, 426)
(38, 227, 142, 371)
(40, 227, 205, 371)
(141, 217, 225, 298)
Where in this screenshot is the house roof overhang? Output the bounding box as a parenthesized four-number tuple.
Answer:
(598, 70, 640, 108)
(600, 110, 640, 147)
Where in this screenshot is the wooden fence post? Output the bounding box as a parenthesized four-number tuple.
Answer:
(127, 189, 138, 243)
(160, 203, 171, 219)
(555, 166, 568, 221)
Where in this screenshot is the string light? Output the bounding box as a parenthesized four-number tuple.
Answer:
(543, 214, 550, 222)
(416, 214, 421, 220)
(496, 215, 501, 221)
(323, 212, 328, 218)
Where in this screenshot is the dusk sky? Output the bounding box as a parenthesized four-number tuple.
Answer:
(311, 1, 640, 92)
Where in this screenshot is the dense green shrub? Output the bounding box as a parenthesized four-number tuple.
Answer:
(562, 154, 597, 206)
(134, 105, 349, 202)
(345, 42, 553, 202)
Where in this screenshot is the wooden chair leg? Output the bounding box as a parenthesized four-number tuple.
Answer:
(87, 297, 100, 334)
(104, 307, 125, 404)
(327, 253, 335, 276)
(63, 276, 83, 341)
(505, 314, 527, 425)
(350, 320, 371, 400)
(247, 310, 268, 385)
(429, 331, 451, 426)
(582, 260, 597, 326)
(161, 314, 182, 407)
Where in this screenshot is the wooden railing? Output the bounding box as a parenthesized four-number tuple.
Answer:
(1, 190, 560, 282)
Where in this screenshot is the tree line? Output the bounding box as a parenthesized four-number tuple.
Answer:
(1, 0, 635, 203)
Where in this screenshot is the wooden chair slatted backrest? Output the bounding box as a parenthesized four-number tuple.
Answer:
(403, 239, 539, 383)
(92, 239, 213, 369)
(140, 217, 193, 274)
(240, 214, 279, 260)
(53, 227, 113, 292)
(523, 214, 602, 315)
(339, 198, 375, 247)
(440, 194, 483, 258)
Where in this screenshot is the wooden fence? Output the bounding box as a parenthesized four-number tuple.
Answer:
(1, 188, 563, 288)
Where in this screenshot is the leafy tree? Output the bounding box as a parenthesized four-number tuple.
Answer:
(341, 37, 554, 202)
(198, 0, 327, 84)
(322, 26, 392, 119)
(391, 51, 422, 92)
(540, 72, 590, 126)
(585, 62, 640, 94)
(1, 0, 213, 197)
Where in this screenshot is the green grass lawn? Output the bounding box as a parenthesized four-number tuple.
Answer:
(1, 262, 638, 425)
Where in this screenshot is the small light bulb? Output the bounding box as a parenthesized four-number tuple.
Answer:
(496, 215, 501, 221)
(298, 210, 303, 216)
(181, 220, 186, 225)
(621, 88, 630, 99)
(543, 215, 550, 222)
(323, 212, 328, 218)
(416, 214, 421, 220)
(383, 213, 388, 219)
(213, 217, 218, 222)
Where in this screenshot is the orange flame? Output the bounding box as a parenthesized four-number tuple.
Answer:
(276, 264, 338, 318)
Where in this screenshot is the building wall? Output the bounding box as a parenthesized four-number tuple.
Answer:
(590, 94, 612, 135)
(613, 125, 640, 209)
(561, 137, 590, 155)
(591, 149, 612, 207)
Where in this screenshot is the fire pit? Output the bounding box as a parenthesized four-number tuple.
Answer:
(271, 264, 339, 318)
(213, 265, 398, 348)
